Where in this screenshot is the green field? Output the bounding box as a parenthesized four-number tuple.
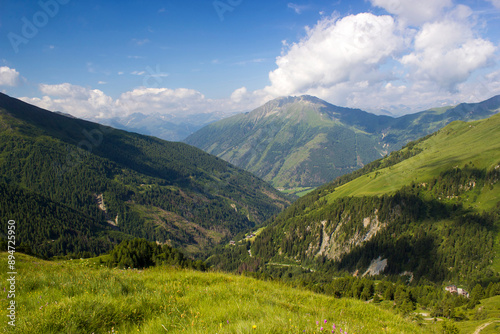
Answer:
(326, 115, 500, 207)
(1, 253, 431, 334)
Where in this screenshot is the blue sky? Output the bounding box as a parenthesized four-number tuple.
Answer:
(1, 0, 500, 120)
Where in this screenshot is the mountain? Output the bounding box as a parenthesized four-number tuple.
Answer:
(244, 113, 500, 284)
(185, 95, 500, 192)
(0, 93, 291, 258)
(92, 110, 238, 141)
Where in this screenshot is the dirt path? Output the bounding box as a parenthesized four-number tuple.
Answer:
(473, 320, 500, 334)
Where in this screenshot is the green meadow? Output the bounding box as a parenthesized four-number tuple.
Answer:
(1, 253, 430, 334)
(326, 114, 500, 210)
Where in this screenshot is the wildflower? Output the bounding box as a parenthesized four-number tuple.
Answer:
(321, 327, 324, 331)
(324, 320, 327, 324)
(252, 325, 257, 329)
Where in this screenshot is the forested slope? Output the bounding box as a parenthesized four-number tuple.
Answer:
(0, 93, 291, 258)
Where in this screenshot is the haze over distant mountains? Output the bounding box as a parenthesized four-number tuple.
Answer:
(88, 110, 240, 142)
(185, 95, 500, 191)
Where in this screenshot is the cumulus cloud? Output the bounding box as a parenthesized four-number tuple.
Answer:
(240, 2, 498, 114)
(40, 83, 93, 99)
(401, 9, 496, 92)
(0, 67, 21, 86)
(488, 0, 500, 9)
(20, 83, 257, 122)
(21, 83, 114, 119)
(114, 87, 211, 116)
(262, 13, 404, 99)
(370, 0, 452, 26)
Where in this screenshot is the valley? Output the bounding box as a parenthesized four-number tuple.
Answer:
(3, 1, 500, 332)
(1, 93, 499, 334)
(0, 93, 291, 257)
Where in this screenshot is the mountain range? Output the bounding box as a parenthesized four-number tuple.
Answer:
(185, 95, 500, 192)
(0, 93, 290, 258)
(94, 110, 238, 141)
(2, 90, 499, 285)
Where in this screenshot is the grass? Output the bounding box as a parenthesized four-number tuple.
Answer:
(0, 253, 431, 334)
(325, 115, 500, 210)
(281, 187, 316, 197)
(453, 296, 500, 334)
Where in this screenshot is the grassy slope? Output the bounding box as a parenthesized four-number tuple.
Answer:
(326, 114, 500, 209)
(454, 296, 500, 334)
(0, 253, 429, 334)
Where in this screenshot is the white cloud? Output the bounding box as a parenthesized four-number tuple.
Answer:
(401, 12, 496, 92)
(236, 2, 498, 114)
(488, 0, 500, 9)
(234, 58, 266, 66)
(0, 67, 21, 86)
(287, 3, 310, 14)
(20, 83, 258, 122)
(370, 0, 452, 26)
(230, 87, 248, 103)
(263, 13, 404, 98)
(40, 83, 91, 98)
(22, 83, 114, 118)
(115, 87, 209, 116)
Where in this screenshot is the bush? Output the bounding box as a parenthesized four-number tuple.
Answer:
(106, 238, 206, 270)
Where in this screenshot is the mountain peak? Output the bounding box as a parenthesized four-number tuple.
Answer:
(265, 95, 327, 107)
(248, 95, 333, 122)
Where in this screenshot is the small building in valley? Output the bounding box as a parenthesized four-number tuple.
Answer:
(445, 285, 469, 298)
